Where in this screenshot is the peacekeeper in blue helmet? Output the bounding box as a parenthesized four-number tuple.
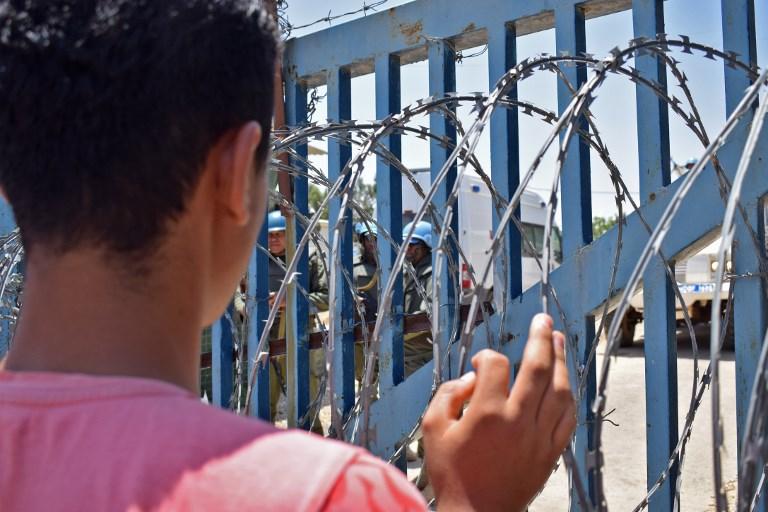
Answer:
(354, 221, 379, 317)
(353, 221, 380, 388)
(402, 221, 434, 377)
(266, 210, 328, 434)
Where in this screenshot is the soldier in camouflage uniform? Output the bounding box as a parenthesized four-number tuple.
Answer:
(402, 221, 433, 377)
(267, 211, 328, 434)
(402, 221, 435, 472)
(353, 222, 379, 389)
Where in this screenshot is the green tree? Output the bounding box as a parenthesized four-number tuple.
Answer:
(309, 182, 377, 221)
(309, 184, 329, 220)
(356, 182, 376, 218)
(593, 215, 619, 239)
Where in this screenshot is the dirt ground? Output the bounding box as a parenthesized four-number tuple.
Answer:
(530, 321, 738, 511)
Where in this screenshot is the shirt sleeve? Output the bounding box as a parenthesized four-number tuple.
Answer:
(322, 451, 427, 511)
(308, 252, 330, 312)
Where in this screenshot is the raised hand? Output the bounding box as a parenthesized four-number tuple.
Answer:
(423, 313, 576, 511)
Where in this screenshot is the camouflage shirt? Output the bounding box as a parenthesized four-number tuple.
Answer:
(268, 250, 329, 339)
(353, 255, 378, 322)
(403, 254, 432, 315)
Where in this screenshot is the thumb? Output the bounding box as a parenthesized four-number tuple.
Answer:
(423, 372, 477, 435)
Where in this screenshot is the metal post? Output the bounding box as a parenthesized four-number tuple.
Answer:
(212, 303, 235, 408)
(285, 77, 311, 429)
(721, 2, 765, 509)
(375, 54, 405, 391)
(0, 200, 14, 356)
(248, 223, 271, 419)
(555, 4, 596, 510)
(375, 52, 406, 470)
(632, 1, 678, 509)
(328, 67, 356, 420)
(487, 22, 522, 342)
(428, 39, 458, 382)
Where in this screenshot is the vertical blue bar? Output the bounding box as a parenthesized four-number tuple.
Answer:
(427, 39, 458, 381)
(327, 67, 356, 418)
(487, 23, 523, 329)
(722, 0, 759, 448)
(555, 5, 596, 510)
(210, 321, 221, 399)
(248, 223, 271, 419)
(375, 54, 404, 391)
(212, 303, 235, 408)
(632, 2, 678, 509)
(721, 1, 765, 508)
(375, 53, 405, 470)
(0, 200, 15, 357)
(556, 7, 592, 258)
(0, 200, 14, 235)
(285, 76, 311, 429)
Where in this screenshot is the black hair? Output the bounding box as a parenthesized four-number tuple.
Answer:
(0, 0, 279, 259)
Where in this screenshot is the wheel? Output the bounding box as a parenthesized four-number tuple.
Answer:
(618, 309, 638, 348)
(720, 302, 735, 351)
(605, 307, 638, 348)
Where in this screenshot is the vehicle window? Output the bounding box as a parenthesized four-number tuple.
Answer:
(552, 227, 563, 263)
(521, 223, 562, 263)
(522, 223, 544, 258)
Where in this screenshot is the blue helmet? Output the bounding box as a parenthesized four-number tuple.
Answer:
(685, 158, 698, 168)
(403, 221, 432, 249)
(355, 221, 378, 238)
(267, 210, 286, 232)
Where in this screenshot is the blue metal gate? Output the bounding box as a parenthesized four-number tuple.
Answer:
(0, 0, 763, 510)
(207, 0, 767, 510)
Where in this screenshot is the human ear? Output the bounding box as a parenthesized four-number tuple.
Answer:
(218, 121, 263, 226)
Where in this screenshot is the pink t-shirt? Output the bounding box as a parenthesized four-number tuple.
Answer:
(0, 371, 426, 511)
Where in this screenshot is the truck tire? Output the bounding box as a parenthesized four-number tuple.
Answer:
(605, 307, 638, 348)
(619, 310, 638, 347)
(721, 303, 735, 351)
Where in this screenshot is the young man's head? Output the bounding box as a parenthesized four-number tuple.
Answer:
(0, 0, 279, 324)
